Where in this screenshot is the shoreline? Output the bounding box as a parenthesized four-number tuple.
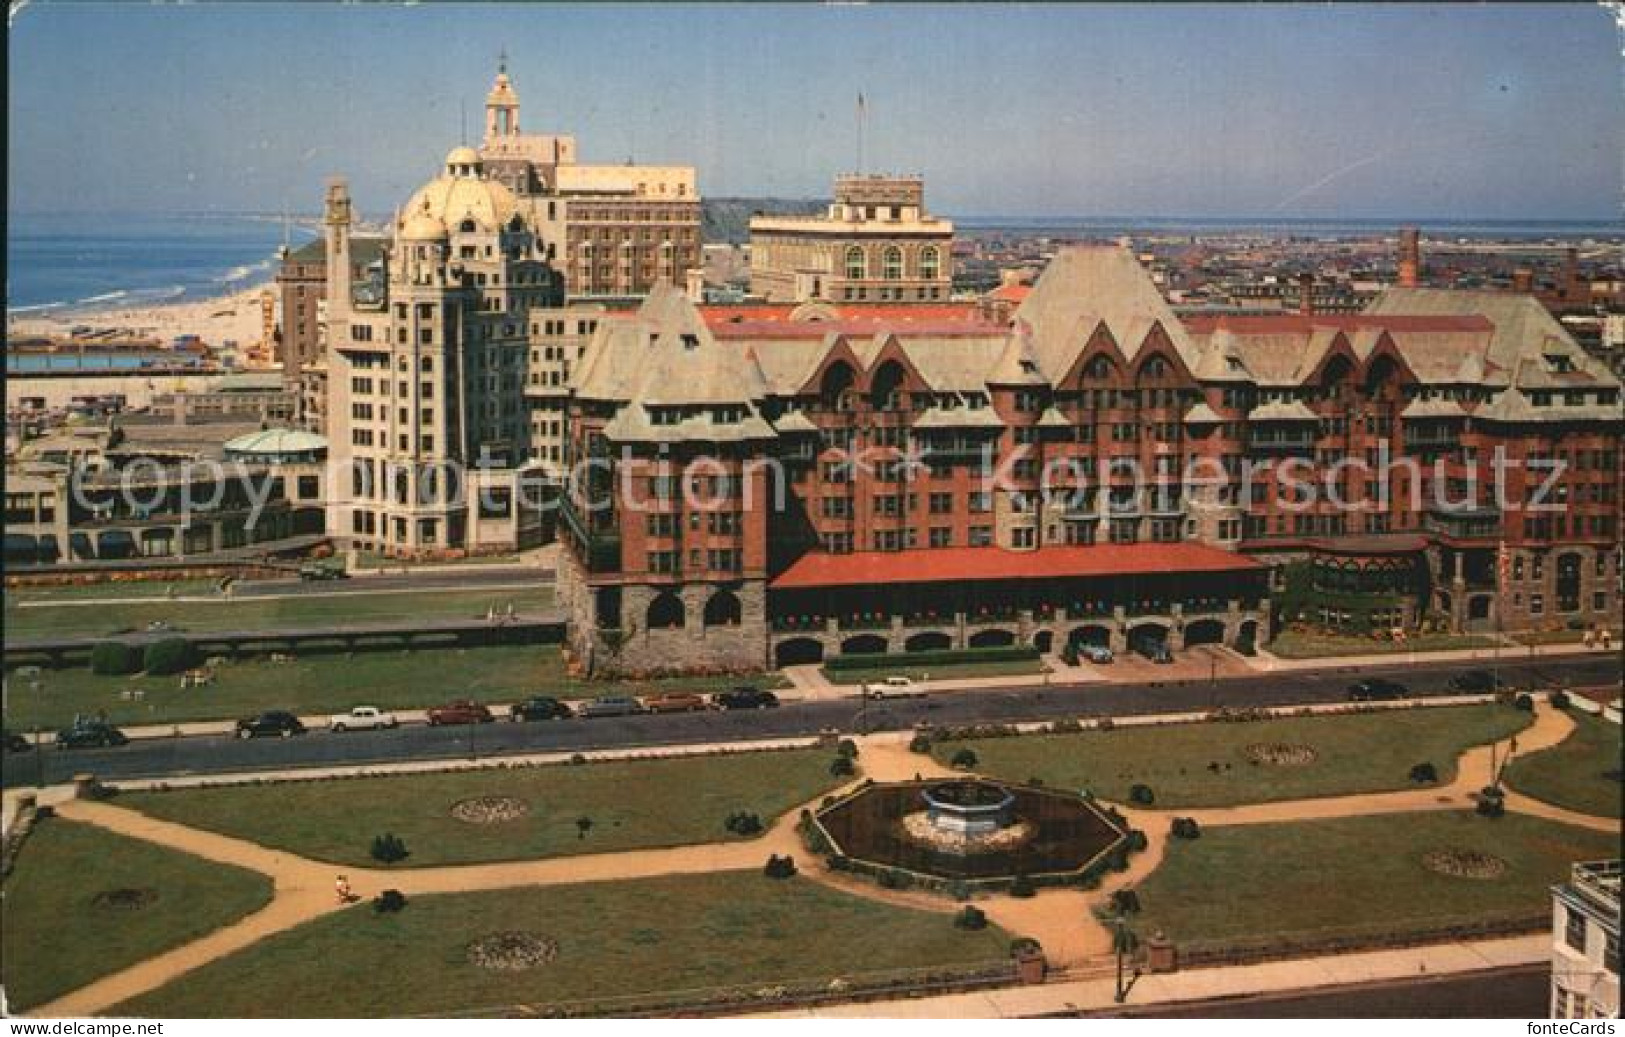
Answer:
(6, 280, 277, 360)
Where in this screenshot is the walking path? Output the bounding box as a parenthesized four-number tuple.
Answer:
(21, 702, 1617, 1018)
(1253, 637, 1616, 672)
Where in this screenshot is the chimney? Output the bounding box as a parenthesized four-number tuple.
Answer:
(1298, 272, 1315, 316)
(1398, 226, 1420, 288)
(1512, 268, 1534, 294)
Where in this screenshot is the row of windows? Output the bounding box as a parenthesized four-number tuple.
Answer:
(646, 548, 741, 573)
(645, 512, 743, 536)
(843, 244, 943, 281)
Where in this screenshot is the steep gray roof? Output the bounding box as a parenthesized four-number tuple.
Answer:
(1013, 246, 1199, 372)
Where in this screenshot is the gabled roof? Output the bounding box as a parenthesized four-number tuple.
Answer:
(574, 283, 768, 406)
(985, 322, 1049, 386)
(1013, 246, 1200, 373)
(1400, 398, 1469, 420)
(1247, 400, 1318, 422)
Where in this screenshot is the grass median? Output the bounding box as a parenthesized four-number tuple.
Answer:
(932, 703, 1532, 807)
(1, 816, 273, 1012)
(117, 747, 846, 867)
(115, 871, 1014, 1017)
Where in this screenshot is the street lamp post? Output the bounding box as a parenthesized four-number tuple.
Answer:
(1113, 914, 1129, 1003)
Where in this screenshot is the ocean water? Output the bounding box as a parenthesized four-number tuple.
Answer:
(5, 212, 318, 317)
(957, 215, 1625, 240)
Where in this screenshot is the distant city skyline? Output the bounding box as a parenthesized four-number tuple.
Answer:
(9, 3, 1623, 222)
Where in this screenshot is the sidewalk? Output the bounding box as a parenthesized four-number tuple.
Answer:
(1253, 638, 1615, 673)
(751, 934, 1549, 1018)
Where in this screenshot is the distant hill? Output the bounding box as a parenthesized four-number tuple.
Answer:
(702, 197, 824, 245)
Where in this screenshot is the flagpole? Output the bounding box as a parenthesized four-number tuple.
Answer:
(856, 93, 864, 175)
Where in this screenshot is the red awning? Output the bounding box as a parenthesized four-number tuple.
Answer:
(770, 543, 1265, 591)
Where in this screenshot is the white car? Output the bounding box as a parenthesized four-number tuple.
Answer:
(862, 676, 919, 700)
(329, 706, 399, 732)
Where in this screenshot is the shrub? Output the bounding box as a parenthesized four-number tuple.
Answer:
(877, 868, 914, 891)
(954, 905, 988, 931)
(369, 833, 409, 864)
(1124, 829, 1148, 853)
(1048, 718, 1083, 734)
(908, 732, 934, 754)
(950, 748, 979, 770)
(142, 637, 195, 676)
(763, 854, 797, 879)
(1010, 937, 1043, 958)
(829, 755, 855, 777)
(90, 641, 142, 676)
(826, 645, 1040, 671)
(1170, 817, 1201, 840)
(372, 889, 407, 914)
(1110, 888, 1141, 915)
(1009, 874, 1036, 898)
(1476, 796, 1506, 818)
(725, 811, 764, 836)
(1128, 784, 1155, 806)
(1549, 690, 1571, 710)
(569, 753, 587, 766)
(1105, 846, 1130, 872)
(1409, 762, 1439, 784)
(1095, 717, 1115, 732)
(575, 816, 595, 839)
(1514, 693, 1534, 712)
(836, 738, 859, 759)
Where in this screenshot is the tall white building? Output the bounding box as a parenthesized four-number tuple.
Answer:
(1550, 859, 1620, 1019)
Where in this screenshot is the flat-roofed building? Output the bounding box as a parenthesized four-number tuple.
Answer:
(1551, 860, 1620, 1019)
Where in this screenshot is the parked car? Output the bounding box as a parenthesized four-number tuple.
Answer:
(712, 687, 781, 710)
(55, 721, 129, 749)
(1129, 631, 1173, 664)
(426, 700, 494, 726)
(1448, 670, 1503, 693)
(299, 565, 348, 581)
(236, 710, 306, 739)
(1347, 678, 1409, 701)
(3, 729, 35, 753)
(510, 696, 573, 722)
(329, 706, 398, 732)
(1078, 644, 1115, 664)
(863, 675, 922, 700)
(577, 695, 645, 718)
(642, 691, 709, 714)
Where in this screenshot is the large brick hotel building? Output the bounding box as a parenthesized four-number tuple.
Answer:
(557, 246, 1622, 676)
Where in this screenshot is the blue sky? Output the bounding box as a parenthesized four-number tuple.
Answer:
(8, 2, 1622, 220)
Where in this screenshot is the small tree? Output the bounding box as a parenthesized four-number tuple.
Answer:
(1125, 829, 1149, 852)
(829, 755, 856, 777)
(836, 738, 859, 759)
(1514, 693, 1534, 712)
(908, 732, 934, 754)
(1170, 817, 1201, 840)
(142, 637, 195, 676)
(1548, 690, 1571, 710)
(369, 833, 409, 864)
(950, 748, 979, 770)
(1128, 784, 1155, 806)
(1110, 888, 1141, 915)
(1409, 762, 1439, 783)
(91, 641, 142, 676)
(726, 811, 764, 836)
(954, 905, 988, 931)
(372, 889, 408, 914)
(763, 854, 797, 879)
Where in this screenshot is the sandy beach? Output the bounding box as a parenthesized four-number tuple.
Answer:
(7, 282, 276, 363)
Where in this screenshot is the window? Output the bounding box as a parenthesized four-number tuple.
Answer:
(929, 527, 952, 548)
(844, 246, 866, 280)
(919, 246, 940, 280)
(1564, 906, 1588, 952)
(882, 246, 902, 280)
(969, 525, 993, 547)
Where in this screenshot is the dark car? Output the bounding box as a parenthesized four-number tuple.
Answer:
(3, 729, 35, 753)
(1348, 678, 1409, 701)
(235, 711, 306, 739)
(55, 721, 129, 749)
(510, 696, 573, 722)
(712, 687, 780, 710)
(577, 696, 645, 719)
(1448, 670, 1503, 693)
(427, 700, 495, 726)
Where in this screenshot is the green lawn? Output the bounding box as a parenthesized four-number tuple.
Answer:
(350, 551, 521, 570)
(118, 748, 847, 868)
(1503, 710, 1623, 818)
(1132, 811, 1617, 952)
(115, 872, 1014, 1018)
(1, 817, 273, 1012)
(1267, 630, 1502, 659)
(934, 704, 1533, 807)
(822, 659, 1049, 684)
(4, 579, 222, 603)
(2, 586, 556, 641)
(1513, 629, 1621, 647)
(4, 643, 790, 730)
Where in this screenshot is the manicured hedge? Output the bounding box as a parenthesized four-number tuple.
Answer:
(142, 637, 196, 676)
(90, 641, 143, 676)
(824, 646, 1041, 671)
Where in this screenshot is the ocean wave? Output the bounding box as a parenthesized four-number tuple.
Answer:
(213, 255, 276, 284)
(8, 300, 69, 314)
(78, 290, 128, 304)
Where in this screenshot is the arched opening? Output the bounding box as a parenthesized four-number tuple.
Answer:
(1556, 552, 1582, 613)
(1235, 619, 1259, 656)
(1320, 353, 1354, 404)
(646, 591, 685, 630)
(1465, 594, 1494, 632)
(703, 589, 742, 627)
(844, 246, 866, 281)
(97, 530, 136, 560)
(868, 359, 907, 411)
(1069, 625, 1111, 648)
(1128, 622, 1171, 660)
(841, 634, 888, 656)
(775, 638, 825, 667)
(882, 246, 903, 280)
(968, 628, 1015, 649)
(1185, 618, 1225, 647)
(1080, 354, 1118, 387)
(819, 361, 857, 409)
(1032, 630, 1054, 653)
(905, 631, 951, 653)
(1364, 353, 1403, 401)
(4, 534, 38, 566)
(919, 246, 940, 280)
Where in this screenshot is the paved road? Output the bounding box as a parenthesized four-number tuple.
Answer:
(231, 567, 551, 597)
(1092, 963, 1550, 1018)
(4, 654, 1616, 788)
